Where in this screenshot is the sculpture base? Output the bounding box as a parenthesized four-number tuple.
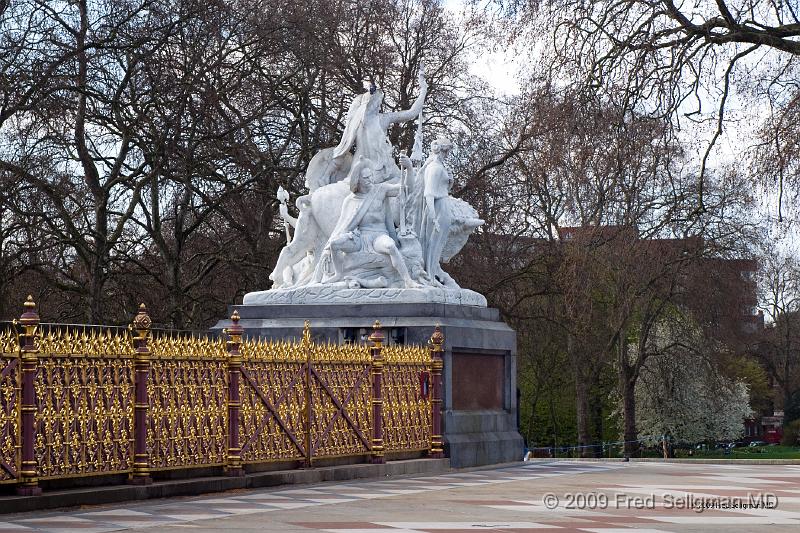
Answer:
(212, 302, 522, 467)
(242, 286, 487, 307)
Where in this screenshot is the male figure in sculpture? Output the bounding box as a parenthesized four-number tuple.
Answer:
(312, 156, 422, 289)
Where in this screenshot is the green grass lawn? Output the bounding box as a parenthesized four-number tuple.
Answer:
(676, 445, 800, 459)
(530, 444, 800, 459)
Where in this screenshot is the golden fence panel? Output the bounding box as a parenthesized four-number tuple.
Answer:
(239, 359, 307, 463)
(382, 345, 431, 452)
(239, 338, 307, 463)
(309, 342, 372, 459)
(147, 334, 228, 470)
(36, 327, 133, 358)
(0, 325, 20, 483)
(34, 327, 134, 479)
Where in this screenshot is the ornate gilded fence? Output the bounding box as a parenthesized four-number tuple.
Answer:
(382, 345, 432, 453)
(0, 323, 20, 485)
(34, 324, 134, 480)
(0, 297, 445, 495)
(237, 331, 373, 466)
(147, 332, 228, 471)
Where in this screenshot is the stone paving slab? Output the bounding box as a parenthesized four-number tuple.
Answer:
(0, 459, 450, 514)
(0, 461, 798, 532)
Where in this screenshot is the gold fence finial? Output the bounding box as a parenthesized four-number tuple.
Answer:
(226, 308, 243, 345)
(369, 320, 384, 348)
(20, 295, 40, 328)
(132, 303, 152, 331)
(430, 324, 444, 349)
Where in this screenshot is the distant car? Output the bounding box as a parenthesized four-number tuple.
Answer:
(749, 441, 767, 447)
(728, 441, 747, 448)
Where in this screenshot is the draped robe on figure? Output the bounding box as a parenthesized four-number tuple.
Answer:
(313, 181, 395, 284)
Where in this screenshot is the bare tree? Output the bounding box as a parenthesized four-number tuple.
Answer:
(0, 0, 490, 326)
(756, 247, 800, 423)
(508, 0, 800, 208)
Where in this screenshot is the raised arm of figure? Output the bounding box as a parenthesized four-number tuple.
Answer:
(398, 154, 415, 195)
(379, 72, 428, 128)
(279, 203, 298, 228)
(399, 153, 414, 172)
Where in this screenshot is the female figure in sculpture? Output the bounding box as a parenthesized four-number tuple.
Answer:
(329, 70, 428, 184)
(414, 136, 457, 287)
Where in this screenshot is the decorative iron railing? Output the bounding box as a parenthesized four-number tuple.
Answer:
(34, 325, 134, 479)
(1, 297, 445, 495)
(0, 323, 20, 485)
(382, 345, 432, 452)
(147, 332, 228, 471)
(239, 339, 307, 465)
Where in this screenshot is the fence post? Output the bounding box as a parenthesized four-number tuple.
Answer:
(225, 310, 245, 477)
(429, 325, 444, 459)
(369, 320, 385, 464)
(302, 321, 313, 468)
(129, 304, 153, 485)
(16, 296, 42, 496)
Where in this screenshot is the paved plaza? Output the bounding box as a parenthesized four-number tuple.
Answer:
(1, 461, 799, 532)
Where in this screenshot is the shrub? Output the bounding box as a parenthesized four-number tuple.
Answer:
(781, 420, 800, 446)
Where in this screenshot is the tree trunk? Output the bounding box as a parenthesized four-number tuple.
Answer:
(574, 371, 592, 457)
(549, 397, 559, 457)
(618, 340, 639, 457)
(783, 341, 791, 414)
(88, 259, 105, 323)
(619, 370, 638, 455)
(621, 383, 638, 456)
(590, 391, 603, 457)
(166, 257, 184, 330)
(568, 331, 593, 458)
(77, 0, 107, 324)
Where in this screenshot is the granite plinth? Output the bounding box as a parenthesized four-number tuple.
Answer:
(212, 301, 523, 467)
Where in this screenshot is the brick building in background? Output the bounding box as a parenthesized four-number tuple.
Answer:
(558, 226, 776, 442)
(556, 226, 763, 343)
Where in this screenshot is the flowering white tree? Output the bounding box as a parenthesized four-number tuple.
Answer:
(634, 313, 752, 451)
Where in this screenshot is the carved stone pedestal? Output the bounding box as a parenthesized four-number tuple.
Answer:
(212, 301, 523, 468)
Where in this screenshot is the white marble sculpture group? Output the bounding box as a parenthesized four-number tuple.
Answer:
(243, 70, 487, 306)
